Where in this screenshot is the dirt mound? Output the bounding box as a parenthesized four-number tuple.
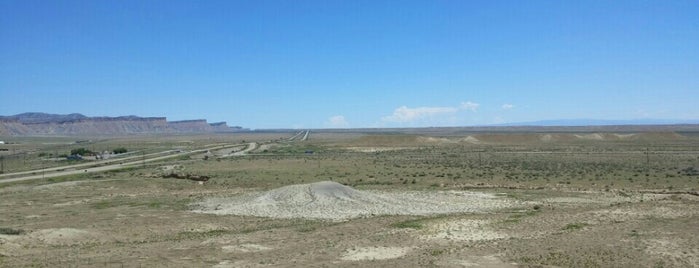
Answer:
(27, 228, 104, 246)
(416, 136, 456, 144)
(613, 133, 637, 139)
(194, 181, 516, 221)
(459, 136, 481, 144)
(539, 134, 553, 142)
(472, 134, 542, 143)
(345, 147, 409, 153)
(574, 133, 606, 140)
(354, 135, 462, 146)
(255, 181, 368, 204)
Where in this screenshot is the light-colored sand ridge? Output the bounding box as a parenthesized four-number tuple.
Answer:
(194, 181, 516, 221)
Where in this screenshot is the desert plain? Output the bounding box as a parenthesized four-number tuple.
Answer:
(1, 128, 698, 267)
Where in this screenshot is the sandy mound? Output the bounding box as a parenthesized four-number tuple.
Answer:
(194, 181, 515, 221)
(613, 133, 637, 139)
(539, 134, 553, 142)
(341, 246, 411, 261)
(459, 136, 481, 144)
(417, 136, 457, 144)
(345, 147, 409, 153)
(27, 228, 103, 246)
(574, 133, 605, 140)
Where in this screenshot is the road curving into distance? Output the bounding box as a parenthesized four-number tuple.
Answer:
(221, 142, 257, 157)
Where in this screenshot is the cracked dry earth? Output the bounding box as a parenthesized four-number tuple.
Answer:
(1, 178, 699, 267)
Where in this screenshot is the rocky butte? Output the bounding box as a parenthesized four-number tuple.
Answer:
(0, 113, 247, 136)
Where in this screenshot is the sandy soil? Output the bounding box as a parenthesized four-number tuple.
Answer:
(420, 219, 506, 242)
(2, 178, 698, 267)
(344, 147, 411, 152)
(340, 246, 411, 261)
(193, 181, 517, 221)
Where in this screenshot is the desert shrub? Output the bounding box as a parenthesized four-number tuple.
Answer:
(70, 148, 93, 156)
(562, 222, 588, 231)
(430, 249, 445, 256)
(0, 227, 24, 235)
(112, 147, 128, 154)
(392, 219, 423, 229)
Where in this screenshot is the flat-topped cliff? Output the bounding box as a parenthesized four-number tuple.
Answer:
(0, 113, 246, 136)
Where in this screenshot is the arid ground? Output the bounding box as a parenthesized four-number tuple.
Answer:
(1, 130, 698, 267)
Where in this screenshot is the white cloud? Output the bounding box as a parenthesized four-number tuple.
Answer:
(460, 101, 480, 112)
(502, 104, 515, 110)
(326, 115, 349, 128)
(381, 106, 459, 123)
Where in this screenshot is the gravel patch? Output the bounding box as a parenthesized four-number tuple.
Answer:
(590, 206, 692, 223)
(193, 181, 517, 221)
(340, 246, 411, 261)
(222, 244, 272, 253)
(420, 219, 505, 241)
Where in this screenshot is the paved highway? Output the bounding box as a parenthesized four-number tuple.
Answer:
(0, 143, 243, 184)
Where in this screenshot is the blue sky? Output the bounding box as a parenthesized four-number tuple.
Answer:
(1, 0, 697, 129)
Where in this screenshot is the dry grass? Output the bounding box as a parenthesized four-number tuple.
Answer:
(1, 130, 698, 267)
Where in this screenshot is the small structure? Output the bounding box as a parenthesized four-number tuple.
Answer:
(95, 151, 112, 160)
(0, 141, 4, 144)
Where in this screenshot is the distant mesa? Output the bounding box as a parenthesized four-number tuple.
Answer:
(0, 112, 248, 136)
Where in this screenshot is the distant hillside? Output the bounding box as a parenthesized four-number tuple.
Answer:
(495, 119, 699, 127)
(0, 113, 247, 136)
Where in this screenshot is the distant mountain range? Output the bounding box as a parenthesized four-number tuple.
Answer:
(494, 119, 699, 127)
(0, 113, 247, 136)
(2, 113, 698, 136)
